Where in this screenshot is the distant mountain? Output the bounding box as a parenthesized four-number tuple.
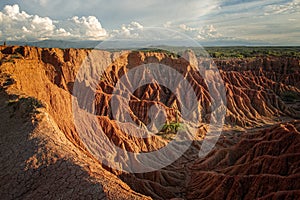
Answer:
(1, 39, 273, 49)
(1, 40, 103, 49)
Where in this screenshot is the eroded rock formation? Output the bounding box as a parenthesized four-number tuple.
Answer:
(0, 45, 299, 199)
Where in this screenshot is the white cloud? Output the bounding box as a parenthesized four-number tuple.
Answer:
(163, 21, 172, 28)
(15, 0, 220, 28)
(264, 0, 300, 15)
(179, 24, 198, 32)
(0, 4, 55, 40)
(36, 0, 49, 7)
(111, 21, 143, 38)
(177, 23, 224, 40)
(66, 16, 107, 39)
(0, 4, 107, 41)
(110, 21, 226, 43)
(0, 1, 299, 45)
(199, 25, 223, 39)
(3, 4, 28, 19)
(200, 0, 300, 45)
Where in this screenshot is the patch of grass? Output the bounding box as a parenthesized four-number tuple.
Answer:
(6, 96, 45, 116)
(21, 97, 45, 109)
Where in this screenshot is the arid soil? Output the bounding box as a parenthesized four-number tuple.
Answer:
(0, 45, 299, 199)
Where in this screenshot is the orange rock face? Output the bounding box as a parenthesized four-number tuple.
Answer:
(0, 45, 299, 199)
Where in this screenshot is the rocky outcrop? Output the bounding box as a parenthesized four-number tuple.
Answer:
(186, 121, 300, 200)
(120, 121, 300, 199)
(0, 92, 150, 200)
(0, 46, 151, 199)
(0, 45, 299, 199)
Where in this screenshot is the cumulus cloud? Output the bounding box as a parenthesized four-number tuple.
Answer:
(0, 4, 107, 41)
(0, 4, 54, 40)
(177, 23, 224, 40)
(62, 16, 107, 39)
(198, 25, 223, 40)
(110, 20, 226, 42)
(111, 21, 143, 38)
(11, 0, 220, 27)
(0, 5, 224, 42)
(1, 2, 298, 45)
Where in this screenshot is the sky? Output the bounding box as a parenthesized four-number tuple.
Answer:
(0, 0, 299, 45)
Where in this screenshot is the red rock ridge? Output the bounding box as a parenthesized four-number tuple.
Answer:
(0, 45, 299, 199)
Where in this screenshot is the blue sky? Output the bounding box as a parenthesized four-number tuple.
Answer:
(0, 0, 299, 45)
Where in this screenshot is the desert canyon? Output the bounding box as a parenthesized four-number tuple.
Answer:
(0, 45, 300, 199)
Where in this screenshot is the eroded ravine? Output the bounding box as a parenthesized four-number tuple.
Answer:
(0, 45, 299, 199)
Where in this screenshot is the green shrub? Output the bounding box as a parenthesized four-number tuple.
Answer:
(156, 121, 185, 139)
(161, 122, 184, 133)
(6, 97, 45, 115)
(10, 54, 23, 59)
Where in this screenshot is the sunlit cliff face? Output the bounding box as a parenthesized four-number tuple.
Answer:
(0, 45, 300, 199)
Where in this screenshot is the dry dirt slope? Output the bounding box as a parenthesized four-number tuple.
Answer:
(0, 92, 151, 200)
(0, 45, 300, 199)
(0, 46, 151, 199)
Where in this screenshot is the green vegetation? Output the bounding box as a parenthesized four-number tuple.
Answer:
(10, 54, 23, 59)
(6, 97, 45, 115)
(156, 122, 185, 140)
(0, 53, 23, 64)
(161, 121, 185, 133)
(157, 123, 176, 139)
(200, 46, 300, 58)
(132, 48, 180, 58)
(156, 109, 186, 140)
(95, 46, 300, 59)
